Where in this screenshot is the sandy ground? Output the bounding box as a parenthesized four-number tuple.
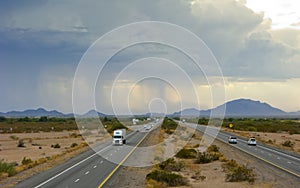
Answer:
(0, 130, 111, 188)
(217, 139, 300, 188)
(107, 128, 300, 188)
(0, 131, 85, 164)
(176, 138, 300, 188)
(1, 127, 299, 188)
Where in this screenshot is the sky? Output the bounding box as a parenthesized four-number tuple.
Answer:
(1, 0, 300, 114)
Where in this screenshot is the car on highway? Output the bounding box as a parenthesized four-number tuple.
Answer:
(228, 136, 237, 144)
(248, 138, 257, 146)
(145, 124, 152, 130)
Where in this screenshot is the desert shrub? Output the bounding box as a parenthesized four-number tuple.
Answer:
(191, 171, 206, 181)
(222, 159, 255, 183)
(207, 144, 219, 152)
(101, 117, 127, 134)
(176, 148, 197, 159)
(10, 135, 19, 140)
(198, 118, 209, 125)
(158, 158, 184, 172)
(21, 157, 33, 165)
(161, 118, 178, 134)
(69, 133, 81, 138)
(247, 126, 257, 132)
(195, 152, 219, 164)
(146, 170, 188, 186)
(70, 143, 78, 148)
(0, 116, 7, 122)
(17, 139, 25, 147)
(222, 118, 300, 133)
(51, 143, 61, 148)
(282, 140, 295, 147)
(0, 160, 17, 176)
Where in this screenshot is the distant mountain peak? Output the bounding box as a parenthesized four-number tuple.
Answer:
(170, 98, 292, 117)
(0, 108, 69, 118)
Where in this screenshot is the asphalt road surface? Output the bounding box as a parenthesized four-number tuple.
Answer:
(15, 121, 300, 188)
(14, 123, 157, 188)
(183, 122, 300, 178)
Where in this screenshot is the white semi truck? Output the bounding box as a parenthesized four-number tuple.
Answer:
(113, 129, 126, 145)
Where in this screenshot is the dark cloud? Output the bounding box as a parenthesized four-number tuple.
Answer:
(0, 0, 299, 112)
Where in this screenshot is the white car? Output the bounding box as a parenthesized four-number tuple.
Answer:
(145, 124, 152, 130)
(228, 136, 237, 144)
(248, 138, 257, 146)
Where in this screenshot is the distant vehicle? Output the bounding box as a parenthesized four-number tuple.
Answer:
(248, 138, 257, 146)
(113, 129, 126, 145)
(228, 136, 237, 144)
(145, 124, 152, 130)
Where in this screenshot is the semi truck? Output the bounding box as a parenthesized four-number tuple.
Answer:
(113, 129, 126, 145)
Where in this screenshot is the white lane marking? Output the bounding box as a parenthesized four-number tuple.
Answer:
(100, 161, 103, 164)
(85, 171, 90, 175)
(256, 144, 300, 162)
(35, 144, 111, 188)
(287, 161, 292, 164)
(202, 125, 300, 162)
(93, 165, 97, 168)
(34, 126, 150, 188)
(110, 153, 113, 156)
(277, 157, 281, 160)
(74, 179, 80, 183)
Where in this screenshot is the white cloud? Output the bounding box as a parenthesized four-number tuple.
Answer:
(245, 0, 300, 29)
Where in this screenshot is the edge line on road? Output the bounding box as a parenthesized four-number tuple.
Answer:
(233, 144, 300, 178)
(34, 144, 111, 188)
(97, 132, 150, 188)
(192, 124, 300, 178)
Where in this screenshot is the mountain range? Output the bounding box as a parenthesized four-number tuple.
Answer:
(171, 99, 296, 117)
(0, 99, 299, 118)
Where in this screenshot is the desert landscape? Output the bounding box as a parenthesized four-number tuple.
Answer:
(0, 117, 300, 188)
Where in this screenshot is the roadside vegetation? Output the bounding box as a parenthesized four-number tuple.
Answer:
(0, 142, 88, 181)
(223, 118, 300, 134)
(0, 117, 77, 133)
(192, 117, 300, 134)
(175, 148, 197, 159)
(161, 117, 178, 134)
(146, 158, 188, 187)
(99, 117, 127, 134)
(146, 143, 256, 187)
(222, 159, 255, 183)
(0, 160, 16, 177)
(0, 116, 129, 134)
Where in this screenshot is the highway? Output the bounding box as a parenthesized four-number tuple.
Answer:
(14, 123, 157, 188)
(184, 122, 300, 178)
(14, 120, 300, 187)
